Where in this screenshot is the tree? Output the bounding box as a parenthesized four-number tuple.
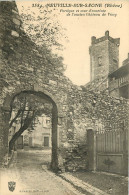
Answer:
(18, 3, 68, 72)
(9, 93, 52, 153)
(19, 3, 68, 50)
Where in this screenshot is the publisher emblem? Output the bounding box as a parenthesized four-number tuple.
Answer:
(8, 181, 16, 192)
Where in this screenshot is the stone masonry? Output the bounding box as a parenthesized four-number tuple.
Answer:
(89, 31, 120, 81)
(0, 1, 128, 174)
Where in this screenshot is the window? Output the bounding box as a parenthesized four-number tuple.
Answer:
(113, 59, 117, 66)
(46, 120, 50, 124)
(98, 56, 102, 66)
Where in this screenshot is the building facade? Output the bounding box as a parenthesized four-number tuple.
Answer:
(23, 114, 52, 148)
(89, 31, 120, 81)
(108, 54, 129, 99)
(88, 30, 129, 99)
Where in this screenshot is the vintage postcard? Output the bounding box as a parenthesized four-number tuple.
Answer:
(0, 0, 128, 195)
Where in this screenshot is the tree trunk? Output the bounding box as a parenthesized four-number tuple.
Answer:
(9, 126, 25, 153)
(9, 116, 34, 153)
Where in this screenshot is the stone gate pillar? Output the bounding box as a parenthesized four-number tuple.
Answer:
(0, 106, 10, 166)
(87, 129, 96, 171)
(122, 127, 128, 176)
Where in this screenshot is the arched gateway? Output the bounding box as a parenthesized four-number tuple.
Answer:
(1, 84, 62, 171)
(0, 1, 128, 176)
(0, 1, 78, 171)
(10, 90, 58, 170)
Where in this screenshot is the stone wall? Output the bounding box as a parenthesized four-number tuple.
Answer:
(0, 1, 128, 175)
(0, 1, 87, 168)
(84, 76, 108, 92)
(89, 31, 119, 81)
(59, 86, 129, 172)
(108, 40, 119, 73)
(89, 40, 109, 81)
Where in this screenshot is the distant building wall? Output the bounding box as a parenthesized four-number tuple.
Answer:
(108, 40, 119, 73)
(108, 55, 129, 99)
(22, 114, 52, 148)
(89, 31, 120, 81)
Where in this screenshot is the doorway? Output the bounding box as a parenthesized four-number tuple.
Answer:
(44, 137, 49, 147)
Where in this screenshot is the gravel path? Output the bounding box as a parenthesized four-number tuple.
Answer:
(0, 149, 83, 195)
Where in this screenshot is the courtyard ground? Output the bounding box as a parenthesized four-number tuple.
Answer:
(69, 170, 128, 195)
(0, 148, 83, 195)
(0, 148, 128, 195)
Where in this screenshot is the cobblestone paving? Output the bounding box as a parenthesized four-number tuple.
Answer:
(0, 149, 83, 195)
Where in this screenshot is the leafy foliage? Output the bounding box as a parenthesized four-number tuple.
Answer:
(18, 4, 68, 72)
(10, 93, 52, 129)
(20, 4, 68, 50)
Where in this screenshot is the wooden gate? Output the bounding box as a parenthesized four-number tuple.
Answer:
(87, 128, 128, 175)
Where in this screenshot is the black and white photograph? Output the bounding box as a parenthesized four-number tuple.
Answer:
(0, 1, 128, 194)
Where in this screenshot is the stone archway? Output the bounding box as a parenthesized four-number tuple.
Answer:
(6, 90, 59, 171)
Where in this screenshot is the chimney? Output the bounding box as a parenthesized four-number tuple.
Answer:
(105, 30, 109, 37)
(91, 36, 96, 44)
